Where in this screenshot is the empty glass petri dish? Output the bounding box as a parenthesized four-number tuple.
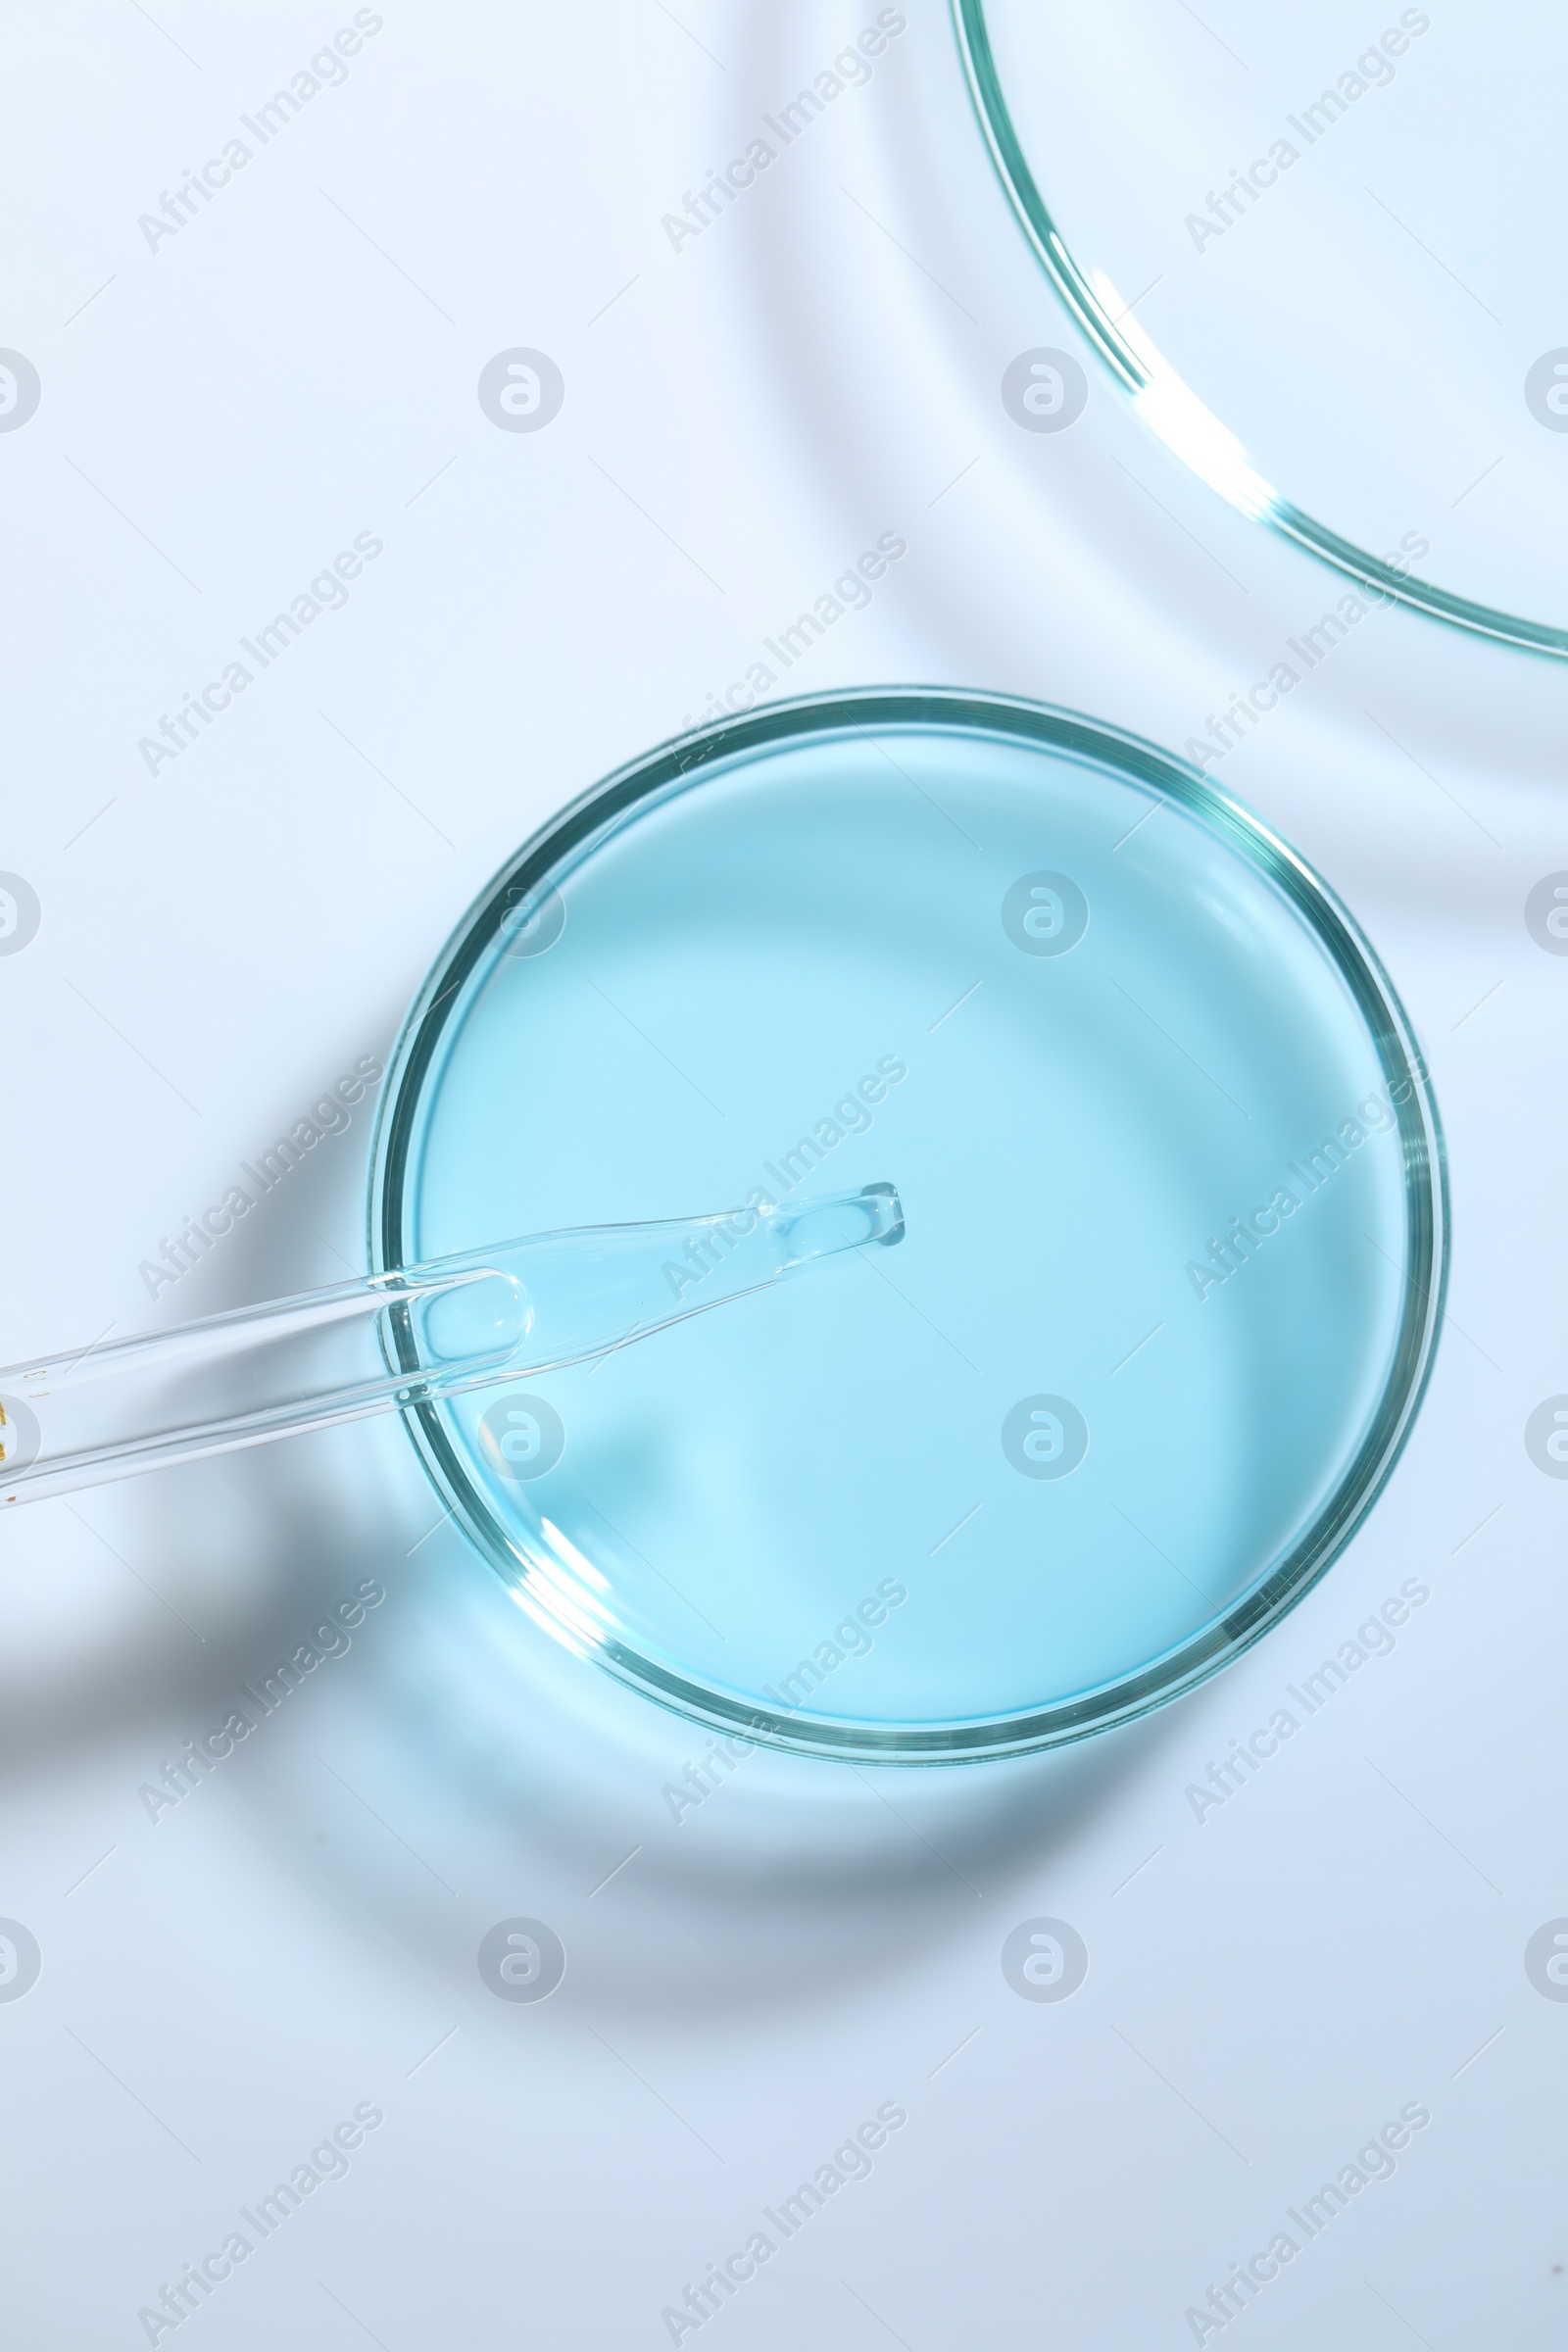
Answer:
(956, 0, 1568, 657)
(369, 691, 1445, 1762)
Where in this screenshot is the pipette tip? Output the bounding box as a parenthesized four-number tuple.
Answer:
(859, 1182, 906, 1247)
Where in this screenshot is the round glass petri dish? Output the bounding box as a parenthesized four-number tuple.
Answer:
(956, 0, 1568, 659)
(369, 691, 1445, 1763)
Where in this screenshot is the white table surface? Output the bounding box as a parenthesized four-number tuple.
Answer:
(2, 5, 1563, 2347)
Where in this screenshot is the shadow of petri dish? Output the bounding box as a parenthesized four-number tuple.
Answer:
(368, 690, 1446, 1764)
(955, 0, 1568, 659)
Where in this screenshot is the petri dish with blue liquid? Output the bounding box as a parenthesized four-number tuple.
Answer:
(370, 690, 1445, 1762)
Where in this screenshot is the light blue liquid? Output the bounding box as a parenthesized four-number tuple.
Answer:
(398, 718, 1419, 1747)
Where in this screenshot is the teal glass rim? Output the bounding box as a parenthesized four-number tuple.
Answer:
(367, 687, 1448, 1765)
(951, 0, 1568, 664)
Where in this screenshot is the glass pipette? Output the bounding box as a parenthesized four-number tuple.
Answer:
(0, 1183, 904, 1505)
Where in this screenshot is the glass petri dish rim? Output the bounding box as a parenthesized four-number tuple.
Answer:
(950, 0, 1568, 664)
(367, 686, 1448, 1765)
